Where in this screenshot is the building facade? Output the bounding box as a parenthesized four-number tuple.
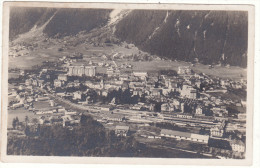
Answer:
(115, 125, 130, 136)
(178, 66, 192, 75)
(68, 66, 96, 77)
(160, 129, 209, 143)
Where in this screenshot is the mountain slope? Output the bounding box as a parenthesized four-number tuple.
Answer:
(43, 8, 112, 38)
(115, 10, 248, 67)
(9, 7, 57, 40)
(9, 7, 112, 40)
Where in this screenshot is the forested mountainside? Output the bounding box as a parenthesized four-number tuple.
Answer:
(9, 8, 248, 67)
(9, 7, 57, 40)
(115, 10, 248, 67)
(9, 7, 112, 40)
(43, 8, 112, 38)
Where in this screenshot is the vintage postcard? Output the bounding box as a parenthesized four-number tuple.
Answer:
(1, 1, 255, 165)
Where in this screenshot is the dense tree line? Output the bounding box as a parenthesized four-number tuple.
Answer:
(70, 88, 143, 105)
(159, 70, 177, 76)
(8, 114, 140, 156)
(105, 88, 139, 104)
(9, 7, 57, 40)
(43, 8, 112, 38)
(8, 114, 212, 158)
(9, 7, 112, 40)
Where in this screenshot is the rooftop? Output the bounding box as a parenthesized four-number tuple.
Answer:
(161, 129, 191, 138)
(115, 125, 130, 130)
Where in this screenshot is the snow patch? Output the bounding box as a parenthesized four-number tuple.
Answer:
(108, 9, 131, 26)
(149, 27, 160, 39)
(109, 9, 123, 25)
(203, 30, 207, 39)
(175, 19, 181, 37)
(148, 11, 169, 40)
(204, 11, 211, 19)
(163, 11, 169, 23)
(13, 11, 58, 44)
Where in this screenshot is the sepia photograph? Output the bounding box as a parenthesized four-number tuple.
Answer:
(0, 1, 255, 165)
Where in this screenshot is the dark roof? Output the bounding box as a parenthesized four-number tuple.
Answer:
(208, 138, 232, 150)
(103, 113, 124, 119)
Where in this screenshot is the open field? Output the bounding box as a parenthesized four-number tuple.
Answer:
(126, 60, 246, 81)
(8, 72, 20, 79)
(34, 100, 52, 109)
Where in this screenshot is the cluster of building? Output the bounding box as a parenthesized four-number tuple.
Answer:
(8, 50, 247, 159)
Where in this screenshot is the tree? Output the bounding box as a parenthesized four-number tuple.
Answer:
(12, 117, 19, 129)
(80, 114, 92, 126)
(25, 116, 29, 125)
(12, 118, 17, 129)
(31, 118, 39, 125)
(144, 54, 150, 61)
(133, 54, 139, 62)
(24, 126, 30, 136)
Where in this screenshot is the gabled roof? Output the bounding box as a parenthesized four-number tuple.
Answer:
(103, 113, 124, 119)
(230, 139, 245, 146)
(190, 133, 209, 141)
(115, 125, 129, 130)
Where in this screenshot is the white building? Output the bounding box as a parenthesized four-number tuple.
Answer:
(178, 66, 192, 75)
(49, 100, 55, 107)
(54, 79, 63, 87)
(230, 140, 245, 153)
(160, 129, 209, 144)
(176, 113, 193, 119)
(115, 125, 130, 136)
(12, 103, 24, 109)
(58, 74, 68, 81)
(100, 106, 113, 112)
(195, 106, 205, 116)
(210, 127, 224, 137)
(133, 72, 148, 80)
(68, 65, 96, 77)
(161, 103, 174, 112)
(73, 91, 82, 100)
(180, 84, 198, 99)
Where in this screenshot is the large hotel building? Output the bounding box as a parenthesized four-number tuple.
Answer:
(68, 65, 96, 77)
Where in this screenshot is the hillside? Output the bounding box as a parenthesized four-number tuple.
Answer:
(115, 10, 248, 67)
(9, 7, 57, 40)
(43, 8, 112, 38)
(9, 7, 112, 40)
